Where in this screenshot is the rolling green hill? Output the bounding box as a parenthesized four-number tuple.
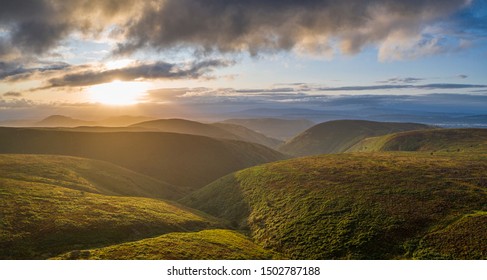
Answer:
(182, 153, 487, 259)
(0, 156, 222, 259)
(279, 120, 431, 156)
(0, 154, 181, 199)
(131, 119, 241, 140)
(347, 128, 487, 154)
(131, 118, 282, 148)
(212, 123, 283, 148)
(53, 229, 274, 260)
(0, 127, 286, 190)
(222, 118, 315, 140)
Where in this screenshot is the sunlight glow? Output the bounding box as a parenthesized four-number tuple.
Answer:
(88, 80, 149, 106)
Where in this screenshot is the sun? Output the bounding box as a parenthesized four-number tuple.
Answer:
(88, 80, 149, 106)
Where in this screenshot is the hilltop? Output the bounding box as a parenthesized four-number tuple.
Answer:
(0, 127, 286, 190)
(279, 120, 431, 156)
(0, 155, 222, 259)
(54, 229, 274, 260)
(182, 153, 487, 259)
(131, 119, 241, 140)
(221, 118, 315, 140)
(131, 119, 282, 148)
(35, 115, 96, 127)
(347, 128, 487, 154)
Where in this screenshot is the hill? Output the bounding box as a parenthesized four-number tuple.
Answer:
(221, 118, 315, 140)
(182, 153, 487, 259)
(131, 118, 282, 148)
(347, 128, 487, 154)
(131, 119, 241, 140)
(0, 127, 286, 190)
(212, 123, 283, 148)
(0, 154, 180, 199)
(35, 115, 95, 127)
(0, 156, 221, 259)
(53, 229, 274, 260)
(279, 120, 431, 156)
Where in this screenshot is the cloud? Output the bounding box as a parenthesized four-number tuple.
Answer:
(116, 0, 472, 59)
(0, 98, 33, 108)
(2, 91, 21, 97)
(0, 0, 142, 58)
(379, 77, 425, 84)
(41, 59, 233, 88)
(0, 0, 482, 64)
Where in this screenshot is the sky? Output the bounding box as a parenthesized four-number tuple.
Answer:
(0, 0, 486, 120)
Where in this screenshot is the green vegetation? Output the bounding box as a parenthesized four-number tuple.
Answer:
(183, 153, 487, 259)
(0, 158, 222, 259)
(222, 118, 315, 140)
(279, 120, 431, 156)
(0, 127, 286, 190)
(131, 119, 242, 140)
(53, 229, 274, 260)
(347, 128, 487, 154)
(0, 154, 181, 199)
(212, 122, 283, 148)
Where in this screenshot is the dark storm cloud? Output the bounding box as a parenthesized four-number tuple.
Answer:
(0, 0, 141, 57)
(117, 0, 471, 56)
(43, 59, 232, 88)
(0, 0, 479, 62)
(0, 61, 71, 81)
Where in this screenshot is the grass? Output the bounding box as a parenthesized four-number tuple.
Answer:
(279, 120, 431, 156)
(183, 152, 487, 259)
(0, 154, 181, 199)
(53, 229, 275, 260)
(0, 155, 222, 259)
(0, 127, 286, 191)
(347, 128, 487, 154)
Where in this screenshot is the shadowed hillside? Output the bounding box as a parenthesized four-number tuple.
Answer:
(54, 229, 274, 260)
(0, 127, 286, 190)
(347, 128, 487, 154)
(222, 118, 315, 140)
(212, 123, 283, 148)
(0, 154, 180, 199)
(183, 153, 487, 259)
(130, 118, 282, 148)
(279, 120, 431, 156)
(0, 157, 222, 259)
(131, 119, 241, 140)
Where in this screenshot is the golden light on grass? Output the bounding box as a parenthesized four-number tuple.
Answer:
(88, 80, 148, 106)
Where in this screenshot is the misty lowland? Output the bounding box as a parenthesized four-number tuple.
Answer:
(0, 116, 486, 260)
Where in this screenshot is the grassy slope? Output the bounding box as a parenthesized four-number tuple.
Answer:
(0, 177, 221, 259)
(183, 153, 487, 259)
(222, 118, 315, 140)
(212, 123, 283, 148)
(131, 119, 241, 140)
(0, 127, 286, 190)
(347, 128, 487, 154)
(0, 154, 181, 199)
(53, 229, 274, 260)
(279, 120, 431, 156)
